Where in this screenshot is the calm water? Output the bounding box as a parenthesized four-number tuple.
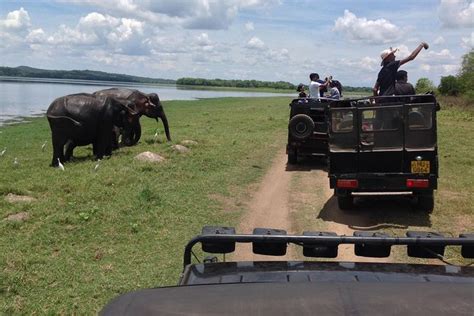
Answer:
(0, 77, 294, 126)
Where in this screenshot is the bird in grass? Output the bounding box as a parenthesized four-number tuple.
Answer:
(57, 158, 65, 171)
(41, 141, 46, 151)
(13, 157, 19, 167)
(94, 159, 101, 172)
(0, 147, 6, 156)
(154, 129, 159, 142)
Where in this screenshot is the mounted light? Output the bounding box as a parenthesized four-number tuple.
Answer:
(252, 228, 287, 256)
(406, 179, 429, 188)
(201, 226, 236, 254)
(354, 231, 391, 258)
(302, 231, 338, 258)
(406, 231, 445, 258)
(336, 179, 358, 189)
(460, 234, 474, 259)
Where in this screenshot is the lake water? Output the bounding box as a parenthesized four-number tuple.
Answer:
(0, 77, 294, 126)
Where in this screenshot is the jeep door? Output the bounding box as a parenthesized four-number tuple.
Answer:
(358, 105, 404, 173)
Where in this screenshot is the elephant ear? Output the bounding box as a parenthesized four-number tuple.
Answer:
(115, 98, 139, 116)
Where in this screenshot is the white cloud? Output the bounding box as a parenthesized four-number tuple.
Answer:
(339, 56, 379, 72)
(333, 10, 401, 44)
(442, 64, 460, 74)
(461, 32, 474, 48)
(26, 28, 47, 43)
(58, 0, 280, 30)
(196, 33, 212, 46)
(246, 36, 265, 49)
(438, 0, 474, 28)
(433, 36, 445, 45)
(245, 21, 254, 31)
(0, 7, 31, 31)
(420, 64, 431, 71)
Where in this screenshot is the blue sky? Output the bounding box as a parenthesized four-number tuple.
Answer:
(0, 0, 472, 87)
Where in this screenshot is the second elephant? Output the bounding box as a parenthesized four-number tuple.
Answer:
(93, 88, 171, 145)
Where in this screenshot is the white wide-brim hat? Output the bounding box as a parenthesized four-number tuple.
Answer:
(380, 47, 398, 65)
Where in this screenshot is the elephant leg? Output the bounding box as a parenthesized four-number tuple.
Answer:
(64, 140, 76, 161)
(51, 134, 66, 167)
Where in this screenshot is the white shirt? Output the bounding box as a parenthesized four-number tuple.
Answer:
(309, 80, 321, 99)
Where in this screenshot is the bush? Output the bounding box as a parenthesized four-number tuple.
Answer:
(415, 77, 436, 94)
(438, 75, 460, 96)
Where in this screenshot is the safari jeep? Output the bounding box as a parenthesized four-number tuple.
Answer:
(286, 98, 331, 163)
(328, 94, 439, 212)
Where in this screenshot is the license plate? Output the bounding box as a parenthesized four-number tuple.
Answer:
(411, 161, 430, 174)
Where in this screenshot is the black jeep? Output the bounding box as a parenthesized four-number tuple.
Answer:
(286, 98, 332, 163)
(101, 226, 474, 315)
(327, 94, 439, 212)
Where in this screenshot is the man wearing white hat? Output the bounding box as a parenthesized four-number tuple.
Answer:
(373, 42, 429, 97)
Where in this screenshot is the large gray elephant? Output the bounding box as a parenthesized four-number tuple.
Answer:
(93, 88, 171, 145)
(47, 93, 138, 167)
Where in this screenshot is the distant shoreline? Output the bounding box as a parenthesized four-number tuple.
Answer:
(0, 76, 169, 88)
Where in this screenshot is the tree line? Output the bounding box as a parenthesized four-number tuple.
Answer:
(176, 77, 372, 93)
(415, 49, 473, 101)
(0, 66, 175, 84)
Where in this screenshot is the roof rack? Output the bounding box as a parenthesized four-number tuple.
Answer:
(183, 226, 474, 268)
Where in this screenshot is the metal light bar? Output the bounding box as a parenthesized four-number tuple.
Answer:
(182, 233, 474, 268)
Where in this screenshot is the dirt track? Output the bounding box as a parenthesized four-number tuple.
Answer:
(232, 150, 421, 262)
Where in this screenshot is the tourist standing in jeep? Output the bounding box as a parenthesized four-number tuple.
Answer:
(373, 42, 429, 97)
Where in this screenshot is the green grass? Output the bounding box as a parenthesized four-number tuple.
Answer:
(0, 97, 290, 314)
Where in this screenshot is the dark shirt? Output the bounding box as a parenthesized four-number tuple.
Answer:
(316, 79, 326, 97)
(298, 91, 307, 98)
(377, 60, 401, 96)
(395, 82, 416, 95)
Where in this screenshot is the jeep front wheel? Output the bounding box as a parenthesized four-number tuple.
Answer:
(287, 149, 297, 164)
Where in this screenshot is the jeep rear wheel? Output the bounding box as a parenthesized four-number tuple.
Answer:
(417, 191, 434, 213)
(337, 195, 354, 210)
(289, 114, 315, 140)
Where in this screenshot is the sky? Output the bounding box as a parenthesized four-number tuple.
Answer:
(0, 0, 473, 87)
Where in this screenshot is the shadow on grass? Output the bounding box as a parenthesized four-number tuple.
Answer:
(318, 195, 432, 230)
(285, 156, 328, 172)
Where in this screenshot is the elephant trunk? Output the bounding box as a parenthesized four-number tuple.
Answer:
(159, 113, 171, 141)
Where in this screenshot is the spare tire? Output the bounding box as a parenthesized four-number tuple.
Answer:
(289, 114, 315, 140)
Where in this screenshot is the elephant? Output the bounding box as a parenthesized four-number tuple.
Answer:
(46, 93, 139, 167)
(93, 88, 171, 145)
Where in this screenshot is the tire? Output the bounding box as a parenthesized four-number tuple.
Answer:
(417, 192, 434, 213)
(289, 114, 315, 141)
(337, 195, 354, 210)
(287, 149, 297, 164)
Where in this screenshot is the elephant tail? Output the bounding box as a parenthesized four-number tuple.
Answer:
(47, 115, 83, 127)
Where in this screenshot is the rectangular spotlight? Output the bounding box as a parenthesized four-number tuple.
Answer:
(252, 228, 287, 256)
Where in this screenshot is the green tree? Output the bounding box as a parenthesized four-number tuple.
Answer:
(438, 75, 460, 96)
(458, 49, 474, 100)
(415, 77, 435, 93)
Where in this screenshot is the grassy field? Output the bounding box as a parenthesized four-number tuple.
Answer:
(0, 97, 290, 314)
(1, 95, 473, 313)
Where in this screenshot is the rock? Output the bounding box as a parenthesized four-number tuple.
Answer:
(5, 193, 36, 203)
(5, 212, 29, 222)
(172, 144, 190, 153)
(134, 151, 166, 163)
(181, 140, 198, 146)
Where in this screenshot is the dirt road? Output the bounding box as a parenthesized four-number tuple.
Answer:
(232, 150, 417, 262)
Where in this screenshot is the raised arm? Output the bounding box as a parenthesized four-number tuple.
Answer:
(372, 81, 380, 96)
(400, 42, 429, 66)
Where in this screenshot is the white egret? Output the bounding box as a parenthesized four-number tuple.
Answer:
(57, 158, 65, 171)
(13, 157, 19, 167)
(41, 141, 46, 151)
(94, 159, 101, 172)
(0, 147, 6, 156)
